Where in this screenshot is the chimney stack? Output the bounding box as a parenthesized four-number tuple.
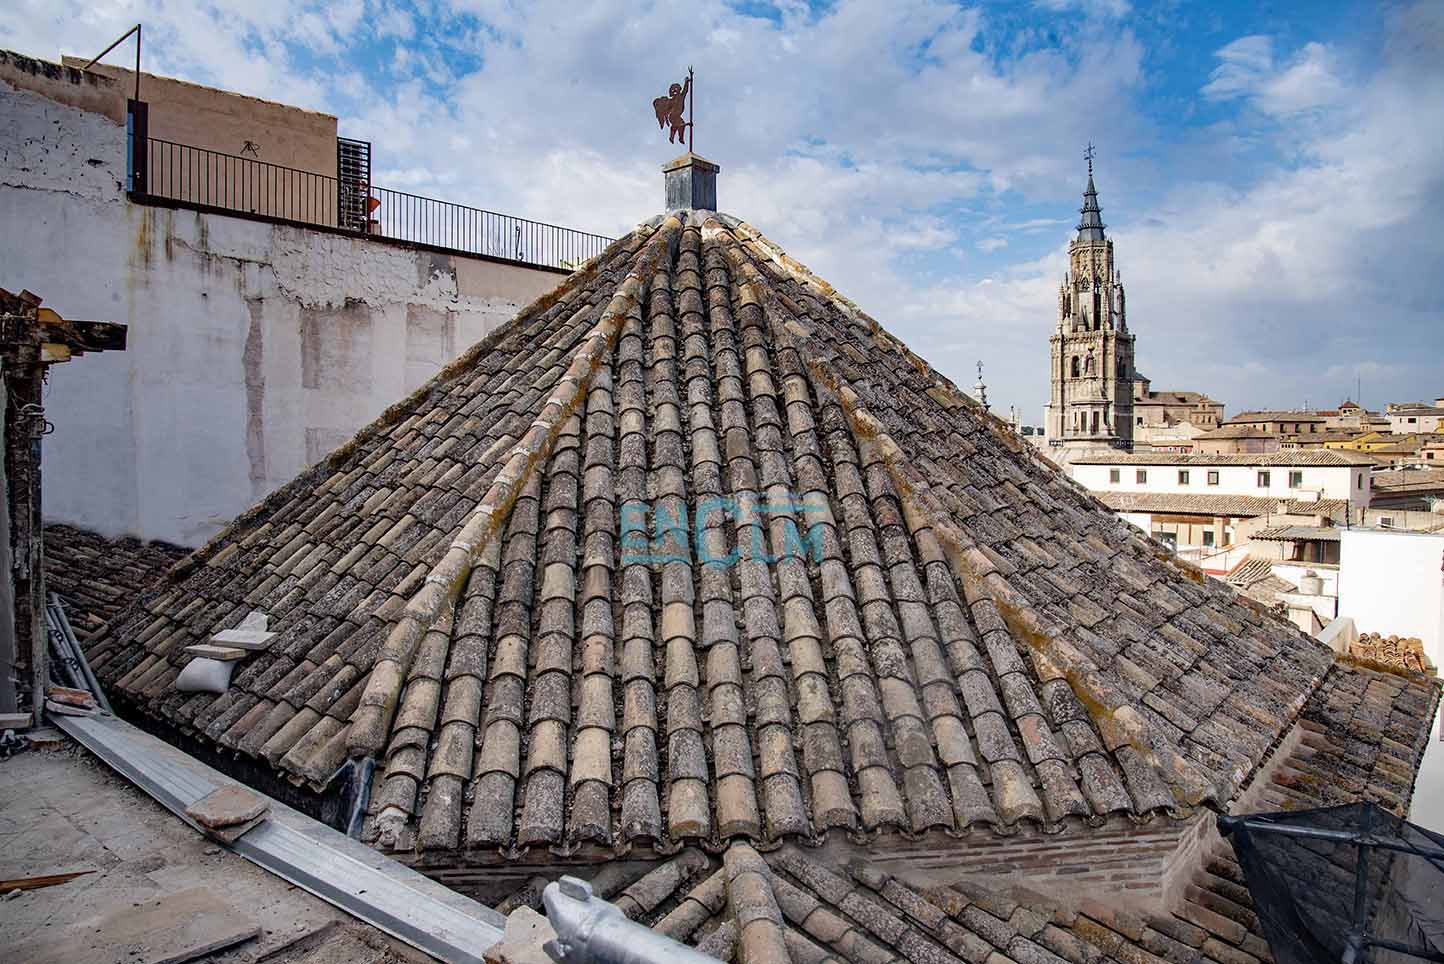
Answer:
(663, 153, 719, 211)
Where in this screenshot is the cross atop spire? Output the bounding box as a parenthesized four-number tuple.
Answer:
(1084, 141, 1096, 175)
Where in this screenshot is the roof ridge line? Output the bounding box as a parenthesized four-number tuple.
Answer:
(806, 350, 1221, 813)
(722, 217, 1042, 458)
(158, 221, 660, 589)
(346, 215, 684, 758)
(706, 220, 1134, 815)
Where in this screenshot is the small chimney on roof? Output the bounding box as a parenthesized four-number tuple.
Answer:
(663, 153, 719, 211)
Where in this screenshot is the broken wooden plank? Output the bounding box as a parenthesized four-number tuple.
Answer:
(0, 869, 95, 891)
(11, 885, 259, 964)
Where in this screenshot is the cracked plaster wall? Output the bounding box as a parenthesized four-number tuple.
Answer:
(1, 71, 562, 547)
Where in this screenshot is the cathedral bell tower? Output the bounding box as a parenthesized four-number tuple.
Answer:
(1045, 146, 1134, 452)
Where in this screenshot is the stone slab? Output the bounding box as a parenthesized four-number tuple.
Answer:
(184, 783, 270, 830)
(10, 884, 260, 964)
(205, 812, 268, 845)
(209, 628, 276, 651)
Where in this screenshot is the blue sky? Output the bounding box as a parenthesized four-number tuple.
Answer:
(5, 0, 1440, 422)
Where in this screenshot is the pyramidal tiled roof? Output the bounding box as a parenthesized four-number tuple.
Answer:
(496, 662, 1440, 964)
(87, 210, 1335, 860)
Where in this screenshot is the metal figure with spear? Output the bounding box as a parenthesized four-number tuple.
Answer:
(652, 67, 694, 151)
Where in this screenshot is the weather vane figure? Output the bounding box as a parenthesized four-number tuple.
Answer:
(653, 67, 694, 151)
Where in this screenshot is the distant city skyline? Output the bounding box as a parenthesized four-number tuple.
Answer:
(4, 0, 1440, 419)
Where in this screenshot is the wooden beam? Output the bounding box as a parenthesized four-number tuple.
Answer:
(0, 869, 95, 891)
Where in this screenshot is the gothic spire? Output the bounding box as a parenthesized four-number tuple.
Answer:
(1076, 143, 1106, 242)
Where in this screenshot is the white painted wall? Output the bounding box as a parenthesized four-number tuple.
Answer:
(1273, 562, 1339, 599)
(1, 75, 564, 547)
(1338, 529, 1444, 670)
(1390, 411, 1444, 434)
(1337, 527, 1444, 831)
(1071, 460, 1369, 504)
(1118, 511, 1151, 533)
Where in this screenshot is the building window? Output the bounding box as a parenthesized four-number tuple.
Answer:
(1202, 530, 1215, 547)
(1207, 470, 1219, 486)
(1071, 356, 1081, 378)
(1109, 468, 1120, 483)
(1380, 516, 1394, 527)
(1288, 470, 1303, 487)
(1178, 470, 1190, 485)
(1357, 472, 1364, 487)
(1257, 470, 1271, 487)
(1136, 416, 1143, 425)
(1136, 470, 1148, 484)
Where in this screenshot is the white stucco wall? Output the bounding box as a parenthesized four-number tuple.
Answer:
(1338, 529, 1444, 670)
(1337, 527, 1444, 831)
(1, 74, 564, 547)
(1070, 460, 1368, 504)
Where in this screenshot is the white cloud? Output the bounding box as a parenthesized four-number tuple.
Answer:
(1, 0, 1439, 422)
(1106, 7, 1444, 414)
(1034, 0, 1132, 18)
(1204, 35, 1347, 116)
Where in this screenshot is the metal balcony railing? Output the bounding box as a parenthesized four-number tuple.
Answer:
(139, 137, 612, 271)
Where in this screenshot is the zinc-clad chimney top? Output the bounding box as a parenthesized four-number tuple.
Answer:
(663, 152, 719, 211)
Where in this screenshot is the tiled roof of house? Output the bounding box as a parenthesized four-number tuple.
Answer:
(44, 523, 190, 642)
(1249, 526, 1340, 542)
(1266, 660, 1439, 817)
(1194, 425, 1276, 440)
(1225, 411, 1327, 424)
(1372, 467, 1444, 490)
(1135, 390, 1217, 406)
(86, 210, 1335, 862)
(1093, 492, 1349, 520)
(1071, 451, 1375, 467)
(495, 659, 1440, 964)
(1224, 559, 1296, 608)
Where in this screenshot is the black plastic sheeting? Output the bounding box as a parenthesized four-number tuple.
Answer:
(1221, 802, 1444, 964)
